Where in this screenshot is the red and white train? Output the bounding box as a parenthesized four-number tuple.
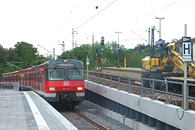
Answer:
(2, 59, 85, 108)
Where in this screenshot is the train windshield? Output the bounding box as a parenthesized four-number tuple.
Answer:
(48, 68, 65, 80)
(67, 68, 84, 80)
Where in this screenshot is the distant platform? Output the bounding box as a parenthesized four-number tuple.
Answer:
(103, 67, 142, 71)
(101, 67, 142, 77)
(0, 89, 77, 130)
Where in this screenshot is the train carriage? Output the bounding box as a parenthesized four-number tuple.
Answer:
(2, 59, 85, 109)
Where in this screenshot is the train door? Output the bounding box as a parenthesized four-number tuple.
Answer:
(39, 68, 44, 92)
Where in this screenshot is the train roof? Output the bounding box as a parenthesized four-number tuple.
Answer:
(2, 59, 83, 75)
(44, 59, 83, 64)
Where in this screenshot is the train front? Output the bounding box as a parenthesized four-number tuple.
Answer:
(44, 59, 85, 108)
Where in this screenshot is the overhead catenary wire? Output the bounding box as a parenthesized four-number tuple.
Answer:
(57, 0, 182, 49)
(135, 0, 182, 23)
(125, 0, 182, 44)
(130, 30, 148, 42)
(76, 0, 118, 30)
(151, 0, 182, 16)
(55, 0, 118, 46)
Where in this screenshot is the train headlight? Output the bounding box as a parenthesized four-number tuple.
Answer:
(49, 87, 56, 91)
(77, 87, 83, 91)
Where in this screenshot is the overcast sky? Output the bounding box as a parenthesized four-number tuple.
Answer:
(0, 0, 195, 56)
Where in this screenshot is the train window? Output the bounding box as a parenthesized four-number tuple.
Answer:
(48, 68, 65, 80)
(67, 69, 84, 80)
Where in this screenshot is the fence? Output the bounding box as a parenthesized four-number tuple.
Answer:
(85, 70, 195, 111)
(0, 82, 19, 91)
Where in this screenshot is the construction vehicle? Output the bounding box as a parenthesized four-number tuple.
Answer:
(141, 42, 195, 91)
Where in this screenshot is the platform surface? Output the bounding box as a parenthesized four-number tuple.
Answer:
(0, 89, 77, 130)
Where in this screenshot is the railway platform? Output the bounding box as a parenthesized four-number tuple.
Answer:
(101, 67, 142, 77)
(0, 89, 77, 130)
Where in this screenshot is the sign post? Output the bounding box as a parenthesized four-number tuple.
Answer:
(20, 73, 25, 91)
(86, 56, 89, 80)
(182, 35, 191, 110)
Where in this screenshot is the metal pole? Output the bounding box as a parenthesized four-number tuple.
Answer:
(103, 74, 105, 86)
(101, 48, 103, 68)
(93, 72, 94, 82)
(128, 77, 131, 93)
(72, 28, 74, 49)
(124, 57, 126, 68)
(116, 32, 122, 68)
(155, 17, 165, 40)
(165, 80, 168, 104)
(118, 54, 119, 68)
(159, 19, 161, 39)
(183, 24, 187, 110)
(151, 26, 155, 57)
(118, 33, 119, 47)
(92, 35, 94, 69)
(22, 78, 23, 91)
(193, 43, 195, 61)
(183, 64, 187, 108)
(118, 77, 120, 90)
(185, 24, 187, 36)
(141, 79, 143, 97)
(115, 32, 122, 47)
(152, 80, 154, 100)
(87, 65, 89, 80)
(110, 75, 112, 88)
(98, 73, 99, 84)
(53, 48, 55, 60)
(148, 28, 150, 45)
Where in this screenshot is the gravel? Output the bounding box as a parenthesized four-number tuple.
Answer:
(75, 101, 132, 130)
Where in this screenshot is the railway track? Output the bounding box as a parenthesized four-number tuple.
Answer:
(61, 110, 109, 130)
(54, 102, 132, 130)
(88, 71, 141, 86)
(86, 68, 195, 96)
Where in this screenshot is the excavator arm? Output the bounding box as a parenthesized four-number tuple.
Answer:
(169, 50, 195, 78)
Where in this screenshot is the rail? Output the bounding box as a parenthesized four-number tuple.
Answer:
(85, 70, 195, 111)
(75, 111, 109, 130)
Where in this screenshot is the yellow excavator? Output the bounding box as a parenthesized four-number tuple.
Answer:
(141, 42, 195, 90)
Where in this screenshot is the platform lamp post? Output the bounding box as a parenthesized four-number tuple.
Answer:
(155, 17, 165, 40)
(115, 32, 122, 47)
(115, 32, 122, 68)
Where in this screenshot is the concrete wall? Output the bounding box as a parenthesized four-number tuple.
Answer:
(85, 80, 195, 130)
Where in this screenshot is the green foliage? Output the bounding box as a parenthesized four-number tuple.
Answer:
(127, 50, 143, 68)
(14, 41, 38, 68)
(57, 41, 149, 69)
(58, 45, 90, 69)
(0, 42, 50, 80)
(2, 37, 195, 81)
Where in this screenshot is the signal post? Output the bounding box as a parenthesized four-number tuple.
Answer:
(20, 73, 25, 91)
(101, 36, 105, 68)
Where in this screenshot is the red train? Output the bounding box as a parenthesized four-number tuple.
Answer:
(2, 59, 85, 109)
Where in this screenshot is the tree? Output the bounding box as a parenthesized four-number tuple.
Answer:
(14, 41, 38, 68)
(59, 44, 90, 69)
(127, 50, 143, 68)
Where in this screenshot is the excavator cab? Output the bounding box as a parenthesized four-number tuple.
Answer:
(175, 44, 182, 54)
(166, 43, 182, 55)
